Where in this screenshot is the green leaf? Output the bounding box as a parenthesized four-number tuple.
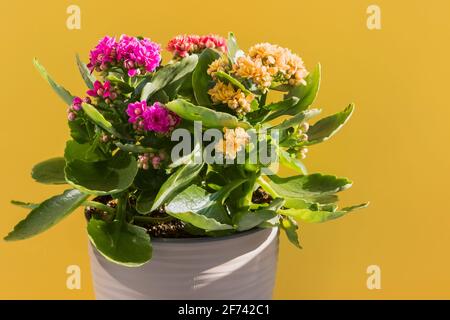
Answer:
(33, 58, 73, 105)
(278, 149, 308, 175)
(215, 71, 252, 95)
(31, 157, 66, 185)
(286, 63, 321, 112)
(65, 151, 138, 195)
(4, 189, 89, 241)
(270, 108, 321, 130)
(227, 32, 244, 62)
(136, 190, 154, 214)
(265, 173, 352, 203)
(11, 200, 39, 210)
(192, 48, 220, 106)
(64, 140, 108, 162)
(88, 219, 152, 267)
(165, 185, 233, 230)
(306, 104, 354, 145)
(68, 118, 92, 144)
(233, 209, 277, 232)
(166, 99, 250, 129)
(140, 55, 198, 101)
(279, 202, 367, 223)
(115, 142, 155, 154)
(151, 161, 204, 211)
(76, 53, 96, 89)
(280, 216, 301, 248)
(81, 103, 124, 138)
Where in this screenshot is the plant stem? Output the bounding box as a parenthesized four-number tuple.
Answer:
(133, 215, 174, 223)
(83, 201, 116, 215)
(115, 194, 127, 222)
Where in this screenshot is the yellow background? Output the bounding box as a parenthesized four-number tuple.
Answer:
(1, 0, 449, 299)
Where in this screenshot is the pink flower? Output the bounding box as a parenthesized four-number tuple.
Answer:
(87, 35, 161, 77)
(126, 101, 147, 125)
(116, 35, 161, 77)
(200, 34, 227, 52)
(87, 80, 114, 99)
(71, 96, 83, 111)
(167, 34, 227, 58)
(87, 36, 117, 72)
(126, 101, 180, 133)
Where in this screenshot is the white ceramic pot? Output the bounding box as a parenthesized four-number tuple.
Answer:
(88, 227, 279, 300)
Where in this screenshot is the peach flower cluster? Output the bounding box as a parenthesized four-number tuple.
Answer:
(207, 81, 255, 115)
(215, 127, 250, 160)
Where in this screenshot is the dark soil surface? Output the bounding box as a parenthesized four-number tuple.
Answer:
(85, 188, 272, 238)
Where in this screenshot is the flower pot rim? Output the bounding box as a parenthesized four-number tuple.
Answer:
(151, 227, 276, 244)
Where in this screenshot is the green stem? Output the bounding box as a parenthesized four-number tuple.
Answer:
(83, 201, 116, 215)
(115, 194, 127, 222)
(133, 215, 174, 223)
(256, 176, 279, 198)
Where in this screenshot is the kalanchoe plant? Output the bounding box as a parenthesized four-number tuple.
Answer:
(5, 33, 368, 266)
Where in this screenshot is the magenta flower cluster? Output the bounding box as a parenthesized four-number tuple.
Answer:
(87, 35, 161, 77)
(87, 80, 117, 101)
(67, 96, 91, 121)
(126, 101, 180, 133)
(167, 34, 227, 58)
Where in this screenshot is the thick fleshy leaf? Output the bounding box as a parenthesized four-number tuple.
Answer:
(279, 202, 368, 223)
(68, 117, 92, 144)
(265, 173, 352, 203)
(250, 97, 299, 123)
(81, 103, 124, 138)
(166, 180, 245, 227)
(140, 55, 198, 101)
(166, 185, 233, 230)
(31, 157, 66, 185)
(151, 161, 204, 211)
(76, 54, 96, 89)
(227, 32, 244, 62)
(65, 151, 138, 195)
(286, 63, 321, 112)
(233, 209, 277, 232)
(4, 189, 89, 241)
(33, 58, 73, 105)
(306, 104, 354, 145)
(278, 149, 308, 175)
(270, 108, 321, 130)
(136, 190, 154, 214)
(88, 219, 152, 266)
(115, 142, 155, 154)
(215, 71, 252, 95)
(65, 140, 108, 162)
(10, 200, 39, 210)
(192, 48, 220, 106)
(166, 99, 250, 129)
(280, 216, 301, 248)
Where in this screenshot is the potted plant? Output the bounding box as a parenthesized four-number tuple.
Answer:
(5, 33, 367, 299)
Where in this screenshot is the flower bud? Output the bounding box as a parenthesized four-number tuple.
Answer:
(300, 122, 309, 132)
(67, 112, 76, 121)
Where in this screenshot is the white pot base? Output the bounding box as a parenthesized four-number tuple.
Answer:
(88, 227, 279, 300)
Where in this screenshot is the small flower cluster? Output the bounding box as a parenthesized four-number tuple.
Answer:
(215, 127, 250, 160)
(208, 81, 255, 115)
(87, 35, 161, 77)
(293, 122, 310, 159)
(67, 96, 91, 121)
(137, 151, 167, 170)
(87, 81, 118, 103)
(167, 34, 227, 58)
(208, 42, 308, 93)
(126, 101, 180, 133)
